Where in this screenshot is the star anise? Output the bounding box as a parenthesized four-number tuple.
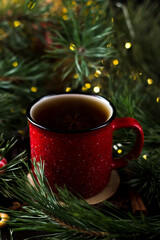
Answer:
(63, 113, 91, 131)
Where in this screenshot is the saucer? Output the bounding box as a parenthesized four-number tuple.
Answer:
(27, 170, 120, 205)
(86, 170, 120, 205)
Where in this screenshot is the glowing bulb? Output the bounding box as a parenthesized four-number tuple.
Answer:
(117, 149, 122, 154)
(12, 61, 18, 67)
(93, 86, 100, 93)
(156, 97, 160, 103)
(82, 86, 87, 91)
(113, 59, 119, 66)
(65, 87, 71, 92)
(13, 20, 21, 27)
(147, 78, 153, 85)
(143, 154, 147, 160)
(86, 0, 92, 6)
(21, 109, 26, 114)
(63, 15, 69, 20)
(73, 73, 79, 79)
(125, 42, 132, 49)
(31, 87, 37, 92)
(85, 83, 91, 89)
(70, 43, 76, 51)
(94, 70, 101, 77)
(62, 7, 68, 14)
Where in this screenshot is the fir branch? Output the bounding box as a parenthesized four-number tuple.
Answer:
(1, 160, 160, 239)
(126, 151, 160, 208)
(0, 134, 27, 198)
(46, 0, 115, 88)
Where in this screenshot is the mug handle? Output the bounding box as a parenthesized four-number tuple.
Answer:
(111, 117, 144, 169)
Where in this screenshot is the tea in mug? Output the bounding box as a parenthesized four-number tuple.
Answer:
(30, 94, 111, 132)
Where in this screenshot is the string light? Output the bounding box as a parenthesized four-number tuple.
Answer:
(70, 43, 76, 51)
(125, 42, 132, 49)
(139, 72, 142, 75)
(63, 15, 69, 20)
(72, 1, 76, 6)
(82, 86, 87, 91)
(85, 83, 91, 89)
(13, 20, 21, 28)
(113, 59, 119, 66)
(65, 87, 71, 92)
(106, 43, 112, 48)
(156, 97, 160, 103)
(12, 61, 18, 67)
(143, 154, 147, 160)
(73, 73, 79, 79)
(62, 7, 68, 14)
(21, 109, 26, 114)
(86, 0, 93, 6)
(111, 18, 114, 23)
(31, 86, 37, 92)
(28, 1, 36, 9)
(147, 78, 153, 85)
(113, 145, 118, 150)
(93, 86, 100, 93)
(94, 69, 101, 77)
(18, 130, 25, 135)
(117, 149, 122, 154)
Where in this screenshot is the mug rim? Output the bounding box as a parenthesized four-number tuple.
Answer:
(26, 93, 116, 134)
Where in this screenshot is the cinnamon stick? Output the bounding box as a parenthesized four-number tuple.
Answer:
(130, 191, 147, 215)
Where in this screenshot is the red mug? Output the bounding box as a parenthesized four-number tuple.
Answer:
(26, 93, 144, 199)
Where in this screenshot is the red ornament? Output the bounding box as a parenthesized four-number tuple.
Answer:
(0, 157, 7, 168)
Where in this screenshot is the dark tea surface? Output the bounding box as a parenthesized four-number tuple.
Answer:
(31, 94, 111, 132)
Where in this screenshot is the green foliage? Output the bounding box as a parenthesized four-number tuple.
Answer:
(127, 151, 160, 208)
(0, 0, 159, 239)
(0, 134, 27, 198)
(46, 0, 115, 89)
(2, 160, 160, 240)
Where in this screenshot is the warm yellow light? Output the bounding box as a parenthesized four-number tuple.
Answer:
(113, 59, 119, 66)
(21, 109, 26, 114)
(156, 97, 160, 103)
(65, 87, 71, 92)
(111, 18, 114, 23)
(143, 154, 147, 160)
(82, 86, 87, 91)
(70, 43, 76, 51)
(85, 83, 91, 89)
(147, 78, 153, 85)
(106, 43, 112, 48)
(62, 7, 68, 14)
(73, 73, 79, 79)
(13, 20, 21, 27)
(139, 72, 142, 75)
(94, 70, 101, 77)
(18, 130, 25, 135)
(125, 42, 132, 49)
(86, 0, 92, 6)
(12, 61, 18, 67)
(117, 149, 122, 154)
(63, 15, 69, 20)
(93, 86, 100, 93)
(31, 87, 37, 92)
